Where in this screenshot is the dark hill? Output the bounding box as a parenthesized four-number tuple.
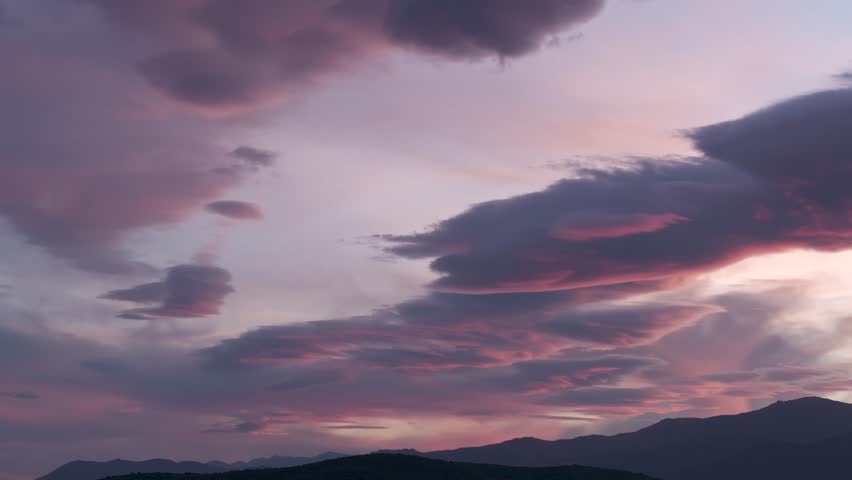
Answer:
(37, 454, 347, 480)
(37, 460, 223, 480)
(102, 454, 657, 480)
(678, 431, 852, 480)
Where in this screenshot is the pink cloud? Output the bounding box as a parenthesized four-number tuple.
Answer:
(550, 213, 687, 241)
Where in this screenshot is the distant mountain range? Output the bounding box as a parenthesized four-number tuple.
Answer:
(99, 454, 656, 480)
(39, 397, 852, 480)
(388, 396, 852, 480)
(37, 452, 346, 480)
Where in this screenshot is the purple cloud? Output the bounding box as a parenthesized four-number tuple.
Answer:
(381, 89, 852, 296)
(205, 201, 264, 220)
(230, 146, 277, 168)
(102, 264, 235, 318)
(385, 0, 604, 57)
(199, 288, 707, 373)
(203, 421, 265, 434)
(0, 28, 269, 273)
(86, 0, 608, 110)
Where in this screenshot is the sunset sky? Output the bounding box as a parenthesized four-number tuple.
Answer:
(3, 1, 852, 479)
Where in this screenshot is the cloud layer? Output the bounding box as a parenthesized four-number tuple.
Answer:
(384, 88, 852, 295)
(86, 0, 606, 110)
(194, 84, 852, 422)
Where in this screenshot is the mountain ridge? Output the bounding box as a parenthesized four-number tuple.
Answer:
(37, 453, 348, 480)
(391, 396, 852, 479)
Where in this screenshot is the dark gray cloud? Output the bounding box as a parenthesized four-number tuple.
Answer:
(0, 391, 39, 400)
(230, 146, 277, 168)
(691, 88, 852, 191)
(205, 200, 264, 220)
(702, 372, 759, 384)
(528, 414, 596, 421)
(213, 146, 279, 177)
(689, 88, 852, 259)
(101, 280, 168, 304)
(203, 421, 264, 434)
(102, 264, 235, 318)
(138, 50, 263, 108)
(86, 0, 608, 109)
(761, 366, 825, 382)
(478, 354, 663, 394)
(834, 71, 852, 83)
(327, 425, 387, 430)
(539, 386, 657, 407)
(384, 159, 762, 293)
(352, 346, 499, 370)
(385, 0, 604, 57)
(382, 88, 852, 296)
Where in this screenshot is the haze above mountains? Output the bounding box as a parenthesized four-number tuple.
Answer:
(40, 397, 852, 480)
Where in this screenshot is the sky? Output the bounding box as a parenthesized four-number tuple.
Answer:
(2, 0, 852, 478)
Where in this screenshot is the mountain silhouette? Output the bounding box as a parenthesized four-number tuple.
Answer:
(37, 460, 222, 480)
(39, 397, 852, 480)
(677, 431, 852, 480)
(394, 396, 852, 479)
(99, 453, 656, 480)
(37, 453, 347, 480)
(209, 452, 347, 470)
